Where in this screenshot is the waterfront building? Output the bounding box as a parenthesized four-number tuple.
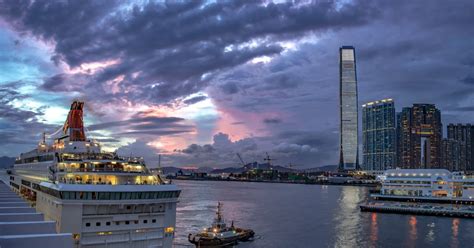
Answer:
(377, 169, 474, 200)
(446, 124, 474, 172)
(339, 46, 359, 171)
(362, 99, 396, 171)
(9, 101, 180, 248)
(396, 104, 442, 169)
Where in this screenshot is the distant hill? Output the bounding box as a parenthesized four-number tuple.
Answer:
(210, 167, 246, 174)
(0, 156, 15, 169)
(304, 165, 338, 172)
(162, 163, 337, 175)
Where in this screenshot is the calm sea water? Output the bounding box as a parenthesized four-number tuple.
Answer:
(174, 180, 474, 248)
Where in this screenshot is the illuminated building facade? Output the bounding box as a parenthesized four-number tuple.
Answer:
(339, 46, 359, 171)
(445, 124, 474, 172)
(397, 104, 442, 169)
(362, 99, 396, 171)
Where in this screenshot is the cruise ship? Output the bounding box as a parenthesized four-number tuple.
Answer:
(9, 101, 181, 248)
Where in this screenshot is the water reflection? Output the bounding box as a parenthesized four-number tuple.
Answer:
(369, 213, 378, 246)
(451, 218, 459, 248)
(334, 187, 362, 248)
(407, 216, 417, 248)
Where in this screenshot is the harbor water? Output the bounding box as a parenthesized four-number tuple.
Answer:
(174, 180, 474, 248)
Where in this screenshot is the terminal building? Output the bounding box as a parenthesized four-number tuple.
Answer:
(375, 169, 474, 202)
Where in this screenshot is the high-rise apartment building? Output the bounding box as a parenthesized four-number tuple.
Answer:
(362, 99, 396, 171)
(339, 46, 359, 171)
(397, 104, 442, 169)
(446, 124, 474, 171)
(441, 138, 462, 171)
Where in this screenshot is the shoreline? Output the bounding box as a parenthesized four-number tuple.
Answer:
(170, 177, 379, 187)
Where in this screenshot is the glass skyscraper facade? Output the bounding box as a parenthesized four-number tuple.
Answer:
(339, 46, 359, 171)
(362, 99, 396, 171)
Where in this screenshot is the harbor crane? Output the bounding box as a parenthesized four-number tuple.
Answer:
(236, 153, 247, 167)
(264, 152, 276, 166)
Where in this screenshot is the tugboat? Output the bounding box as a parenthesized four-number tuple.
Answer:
(188, 202, 255, 247)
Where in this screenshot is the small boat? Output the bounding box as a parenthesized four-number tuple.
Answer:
(188, 202, 255, 247)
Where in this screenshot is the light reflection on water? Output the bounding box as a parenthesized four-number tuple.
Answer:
(334, 187, 362, 248)
(174, 180, 474, 248)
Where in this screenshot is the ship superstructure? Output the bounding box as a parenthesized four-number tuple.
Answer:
(10, 101, 180, 248)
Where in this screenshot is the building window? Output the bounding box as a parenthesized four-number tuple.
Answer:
(134, 220, 138, 224)
(115, 221, 120, 225)
(126, 206, 131, 210)
(152, 219, 156, 223)
(125, 221, 130, 225)
(143, 220, 148, 224)
(86, 223, 91, 227)
(96, 222, 101, 226)
(106, 222, 111, 226)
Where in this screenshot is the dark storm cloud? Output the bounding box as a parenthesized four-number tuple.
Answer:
(0, 0, 380, 105)
(219, 82, 240, 95)
(178, 144, 215, 154)
(183, 95, 207, 105)
(88, 116, 186, 131)
(263, 118, 282, 124)
(205, 0, 474, 167)
(461, 76, 474, 85)
(88, 115, 193, 138)
(118, 130, 192, 136)
(1, 0, 472, 168)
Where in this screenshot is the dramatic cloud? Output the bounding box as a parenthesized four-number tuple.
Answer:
(0, 0, 473, 167)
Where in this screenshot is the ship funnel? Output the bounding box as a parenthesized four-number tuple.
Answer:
(63, 101, 86, 141)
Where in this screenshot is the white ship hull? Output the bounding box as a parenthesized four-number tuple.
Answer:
(11, 163, 179, 248)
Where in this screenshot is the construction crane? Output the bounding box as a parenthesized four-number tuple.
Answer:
(264, 152, 276, 166)
(236, 153, 246, 167)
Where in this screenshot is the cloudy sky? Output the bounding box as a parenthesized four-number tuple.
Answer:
(0, 0, 473, 168)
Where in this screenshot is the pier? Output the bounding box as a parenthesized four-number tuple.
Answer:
(360, 203, 474, 218)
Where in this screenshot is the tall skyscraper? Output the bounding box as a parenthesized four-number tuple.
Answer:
(446, 123, 474, 171)
(397, 104, 442, 169)
(339, 46, 359, 171)
(362, 99, 396, 171)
